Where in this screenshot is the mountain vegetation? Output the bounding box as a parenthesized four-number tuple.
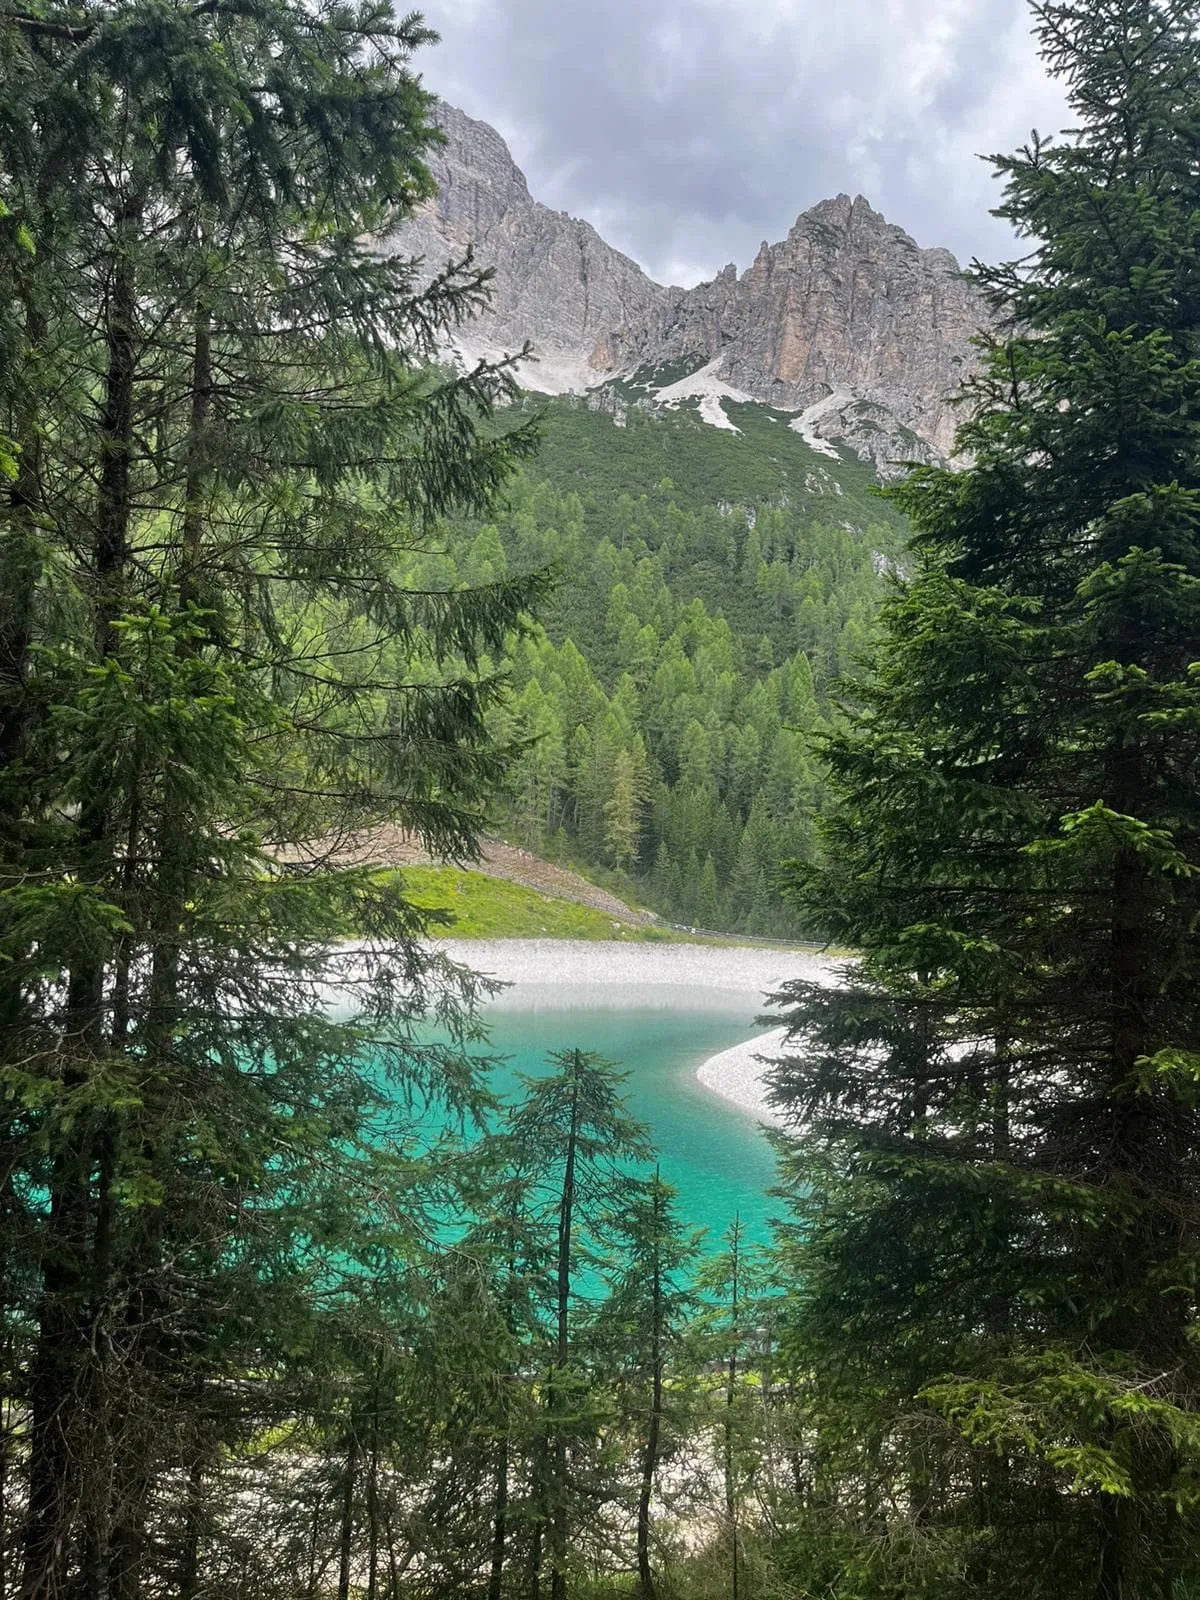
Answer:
(441, 393, 909, 935)
(401, 100, 983, 472)
(0, 0, 1198, 1598)
(0, 0, 545, 1592)
(768, 2, 1200, 1594)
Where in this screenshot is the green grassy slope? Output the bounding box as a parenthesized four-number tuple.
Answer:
(396, 866, 744, 942)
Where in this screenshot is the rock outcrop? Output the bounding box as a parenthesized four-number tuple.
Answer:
(393, 104, 666, 392)
(656, 195, 981, 465)
(391, 103, 986, 465)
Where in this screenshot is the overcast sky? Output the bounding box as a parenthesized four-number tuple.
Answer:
(415, 0, 1071, 287)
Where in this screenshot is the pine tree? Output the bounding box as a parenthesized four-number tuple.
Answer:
(772, 4, 1200, 1594)
(598, 1168, 701, 1600)
(694, 1218, 774, 1600)
(507, 1050, 652, 1600)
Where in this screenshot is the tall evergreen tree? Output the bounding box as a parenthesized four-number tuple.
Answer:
(772, 4, 1200, 1596)
(507, 1049, 651, 1600)
(599, 1168, 701, 1600)
(0, 2, 545, 1593)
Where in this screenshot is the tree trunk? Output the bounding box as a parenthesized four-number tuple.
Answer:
(1091, 727, 1186, 1600)
(0, 1387, 8, 1600)
(21, 183, 145, 1600)
(107, 1470, 147, 1600)
(336, 1437, 358, 1600)
(19, 1134, 95, 1600)
(490, 1218, 522, 1600)
(547, 1058, 580, 1600)
(0, 284, 48, 953)
(100, 283, 211, 1600)
(487, 1429, 510, 1600)
(723, 1219, 741, 1600)
(366, 1363, 382, 1600)
(179, 299, 211, 612)
(527, 1514, 542, 1600)
(636, 1187, 663, 1600)
(179, 1460, 204, 1600)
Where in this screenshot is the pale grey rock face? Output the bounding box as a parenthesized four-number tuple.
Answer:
(392, 104, 669, 385)
(390, 104, 987, 465)
(661, 195, 982, 467)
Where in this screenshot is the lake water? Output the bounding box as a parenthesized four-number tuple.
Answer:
(463, 1005, 780, 1248)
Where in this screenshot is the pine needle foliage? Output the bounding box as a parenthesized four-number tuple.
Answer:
(770, 5, 1200, 1597)
(0, 2, 548, 1593)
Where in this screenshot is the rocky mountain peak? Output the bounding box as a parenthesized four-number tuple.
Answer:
(394, 100, 666, 393)
(801, 192, 860, 225)
(429, 102, 533, 212)
(391, 104, 987, 469)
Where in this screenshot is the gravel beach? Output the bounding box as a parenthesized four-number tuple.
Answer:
(694, 1027, 793, 1124)
(436, 939, 837, 1123)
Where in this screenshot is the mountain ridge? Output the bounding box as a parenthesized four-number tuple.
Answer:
(391, 102, 986, 470)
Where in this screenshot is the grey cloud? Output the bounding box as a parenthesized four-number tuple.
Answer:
(417, 0, 1069, 286)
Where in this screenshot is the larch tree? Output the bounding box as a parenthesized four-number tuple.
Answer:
(603, 748, 642, 871)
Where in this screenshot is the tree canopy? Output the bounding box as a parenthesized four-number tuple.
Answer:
(770, 4, 1200, 1595)
(0, 1, 543, 1592)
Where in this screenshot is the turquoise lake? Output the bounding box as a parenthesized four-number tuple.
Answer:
(460, 1005, 780, 1248)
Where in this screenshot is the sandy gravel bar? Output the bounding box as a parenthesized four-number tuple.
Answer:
(435, 938, 831, 1008)
(435, 939, 839, 1122)
(695, 1027, 793, 1125)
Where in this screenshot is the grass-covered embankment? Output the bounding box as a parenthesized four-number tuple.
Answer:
(398, 865, 676, 941)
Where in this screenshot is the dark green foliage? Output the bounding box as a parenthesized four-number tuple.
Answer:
(769, 4, 1200, 1596)
(599, 1171, 703, 1600)
(438, 393, 909, 934)
(27, 0, 1200, 1596)
(507, 1049, 652, 1600)
(0, 0, 893, 1590)
(0, 2, 546, 1594)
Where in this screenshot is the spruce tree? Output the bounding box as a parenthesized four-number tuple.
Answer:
(694, 1219, 776, 1600)
(598, 1168, 701, 1600)
(0, 2, 545, 1592)
(507, 1049, 652, 1600)
(772, 3, 1200, 1594)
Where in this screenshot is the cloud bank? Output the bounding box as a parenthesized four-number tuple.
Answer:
(416, 0, 1070, 286)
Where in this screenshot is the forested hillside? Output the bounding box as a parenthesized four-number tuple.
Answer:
(440, 389, 910, 933)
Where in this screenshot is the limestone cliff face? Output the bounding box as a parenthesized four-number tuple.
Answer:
(660, 196, 982, 464)
(392, 104, 986, 463)
(393, 104, 668, 389)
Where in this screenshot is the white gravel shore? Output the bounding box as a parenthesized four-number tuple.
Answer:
(435, 939, 837, 1123)
(695, 1027, 793, 1125)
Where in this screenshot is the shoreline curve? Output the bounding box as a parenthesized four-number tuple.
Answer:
(329, 939, 836, 1120)
(696, 1027, 791, 1126)
(434, 940, 833, 1123)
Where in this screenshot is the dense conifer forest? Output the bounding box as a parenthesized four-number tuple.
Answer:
(448, 397, 908, 936)
(1, 0, 1199, 1597)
